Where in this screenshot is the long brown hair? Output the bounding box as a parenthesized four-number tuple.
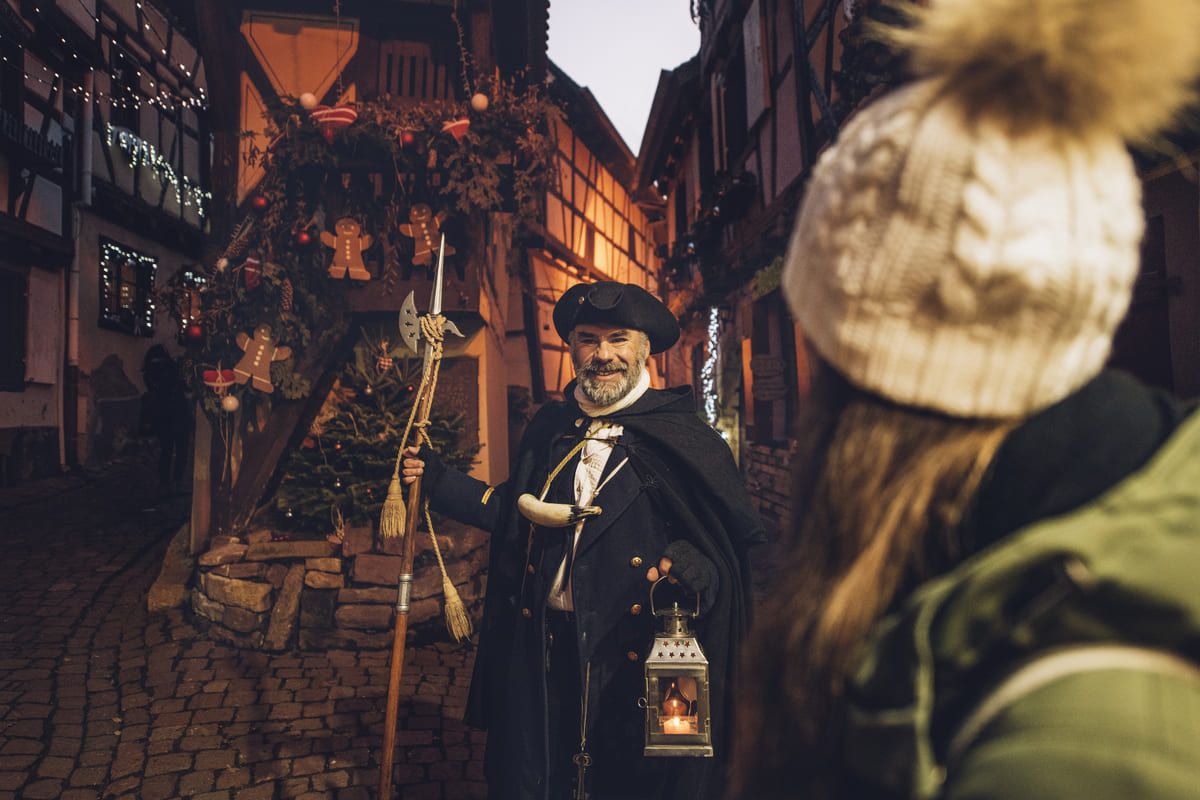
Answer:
(729, 365, 1013, 799)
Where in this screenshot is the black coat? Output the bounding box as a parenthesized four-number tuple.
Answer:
(428, 385, 764, 800)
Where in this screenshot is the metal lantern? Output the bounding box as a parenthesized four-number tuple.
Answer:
(641, 578, 714, 758)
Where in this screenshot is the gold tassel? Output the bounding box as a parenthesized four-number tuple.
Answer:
(422, 500, 472, 641)
(442, 575, 473, 642)
(379, 474, 407, 538)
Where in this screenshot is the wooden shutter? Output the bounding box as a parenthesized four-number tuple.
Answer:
(0, 269, 27, 391)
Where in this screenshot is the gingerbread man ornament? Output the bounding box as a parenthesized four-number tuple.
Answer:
(398, 204, 455, 267)
(233, 324, 292, 393)
(321, 217, 373, 281)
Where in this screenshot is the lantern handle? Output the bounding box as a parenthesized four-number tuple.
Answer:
(649, 576, 701, 618)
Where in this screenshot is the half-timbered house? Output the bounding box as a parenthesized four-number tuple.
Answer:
(639, 0, 1200, 539)
(0, 0, 210, 483)
(636, 0, 855, 534)
(511, 61, 664, 404)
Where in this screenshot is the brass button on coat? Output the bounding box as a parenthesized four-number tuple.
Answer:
(521, 608, 532, 619)
(630, 556, 643, 568)
(630, 604, 642, 616)
(626, 651, 638, 662)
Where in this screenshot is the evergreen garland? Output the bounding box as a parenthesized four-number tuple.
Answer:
(163, 75, 557, 420)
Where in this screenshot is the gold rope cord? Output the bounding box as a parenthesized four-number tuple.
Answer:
(377, 315, 471, 640)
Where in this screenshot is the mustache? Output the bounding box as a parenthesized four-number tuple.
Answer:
(578, 359, 628, 377)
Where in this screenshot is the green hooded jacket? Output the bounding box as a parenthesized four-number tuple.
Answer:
(843, 398, 1200, 799)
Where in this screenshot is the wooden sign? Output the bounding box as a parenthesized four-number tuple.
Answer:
(750, 354, 788, 401)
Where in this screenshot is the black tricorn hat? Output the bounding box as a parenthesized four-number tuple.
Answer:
(553, 281, 680, 354)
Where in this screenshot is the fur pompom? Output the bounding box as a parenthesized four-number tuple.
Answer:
(893, 0, 1200, 141)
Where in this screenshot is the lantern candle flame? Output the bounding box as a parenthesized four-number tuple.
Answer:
(662, 716, 694, 735)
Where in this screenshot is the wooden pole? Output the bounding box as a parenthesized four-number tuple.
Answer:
(379, 339, 441, 798)
(378, 474, 422, 799)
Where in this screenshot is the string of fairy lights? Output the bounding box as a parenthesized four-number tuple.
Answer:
(3, 1, 208, 114)
(701, 307, 720, 427)
(106, 122, 213, 217)
(99, 239, 159, 337)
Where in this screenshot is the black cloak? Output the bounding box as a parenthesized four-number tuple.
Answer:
(429, 384, 764, 799)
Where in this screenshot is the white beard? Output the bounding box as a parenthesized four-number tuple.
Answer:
(577, 354, 647, 406)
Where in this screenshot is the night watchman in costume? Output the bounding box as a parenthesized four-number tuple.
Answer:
(403, 281, 763, 800)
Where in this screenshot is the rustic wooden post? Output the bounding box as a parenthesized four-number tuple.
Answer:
(189, 406, 213, 554)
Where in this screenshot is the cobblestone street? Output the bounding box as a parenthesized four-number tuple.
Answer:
(0, 463, 486, 799)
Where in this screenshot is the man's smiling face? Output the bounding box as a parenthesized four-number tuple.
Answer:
(570, 323, 650, 406)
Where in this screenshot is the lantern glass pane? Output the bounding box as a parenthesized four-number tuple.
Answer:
(657, 676, 699, 735)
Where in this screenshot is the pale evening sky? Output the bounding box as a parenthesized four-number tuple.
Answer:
(547, 0, 701, 156)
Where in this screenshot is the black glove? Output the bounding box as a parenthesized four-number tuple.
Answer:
(662, 540, 719, 610)
(416, 444, 447, 491)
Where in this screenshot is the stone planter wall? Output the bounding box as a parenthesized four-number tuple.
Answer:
(189, 520, 489, 651)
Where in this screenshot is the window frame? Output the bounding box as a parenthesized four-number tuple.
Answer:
(98, 238, 159, 337)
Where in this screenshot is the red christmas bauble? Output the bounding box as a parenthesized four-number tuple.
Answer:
(296, 230, 313, 246)
(251, 195, 269, 211)
(401, 131, 416, 146)
(185, 322, 204, 342)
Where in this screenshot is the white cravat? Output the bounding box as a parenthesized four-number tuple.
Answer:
(547, 371, 650, 610)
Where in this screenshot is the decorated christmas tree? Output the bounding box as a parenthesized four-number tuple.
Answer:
(271, 331, 480, 532)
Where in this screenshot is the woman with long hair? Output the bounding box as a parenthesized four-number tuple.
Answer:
(731, 1, 1200, 797)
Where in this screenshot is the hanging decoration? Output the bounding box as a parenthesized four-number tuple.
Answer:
(233, 324, 294, 393)
(281, 278, 294, 312)
(243, 254, 263, 291)
(310, 105, 359, 144)
(375, 339, 394, 374)
(106, 124, 212, 218)
(398, 205, 455, 267)
(184, 322, 205, 344)
(321, 218, 374, 281)
(203, 368, 237, 396)
(470, 92, 490, 112)
(441, 117, 471, 142)
(221, 394, 241, 413)
(299, 92, 320, 110)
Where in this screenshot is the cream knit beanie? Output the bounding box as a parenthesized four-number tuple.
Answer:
(783, 0, 1200, 418)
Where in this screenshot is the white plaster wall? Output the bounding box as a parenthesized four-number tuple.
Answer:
(0, 384, 59, 429)
(75, 210, 193, 462)
(465, 298, 511, 487)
